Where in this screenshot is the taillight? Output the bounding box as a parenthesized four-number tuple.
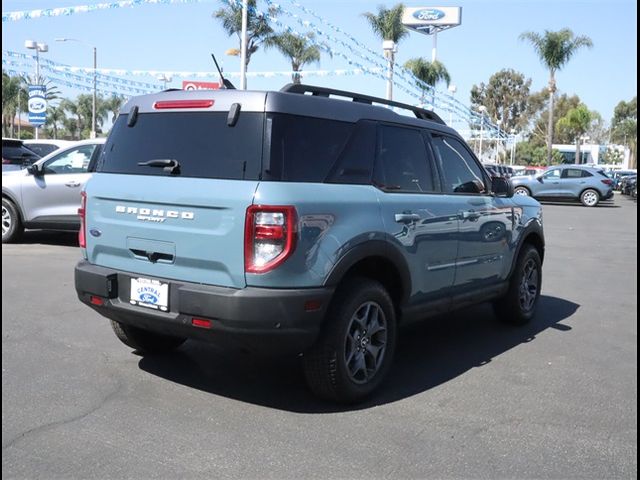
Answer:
(601, 179, 613, 185)
(78, 191, 87, 248)
(245, 205, 297, 273)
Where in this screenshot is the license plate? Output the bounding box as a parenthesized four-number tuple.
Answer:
(130, 277, 169, 311)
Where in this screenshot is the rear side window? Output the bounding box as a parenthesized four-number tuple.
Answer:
(98, 112, 263, 180)
(326, 120, 376, 185)
(430, 133, 487, 194)
(264, 113, 353, 182)
(373, 124, 436, 193)
(563, 168, 585, 178)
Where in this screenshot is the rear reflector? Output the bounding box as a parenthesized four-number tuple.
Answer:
(153, 100, 214, 110)
(304, 300, 322, 312)
(90, 295, 104, 306)
(192, 318, 212, 329)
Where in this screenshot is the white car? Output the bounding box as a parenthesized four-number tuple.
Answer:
(2, 138, 106, 243)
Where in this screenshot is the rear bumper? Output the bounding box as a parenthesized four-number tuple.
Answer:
(75, 261, 333, 354)
(603, 190, 614, 200)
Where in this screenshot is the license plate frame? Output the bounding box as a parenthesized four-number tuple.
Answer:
(130, 277, 169, 312)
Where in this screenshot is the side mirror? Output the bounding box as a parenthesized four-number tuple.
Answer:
(537, 176, 544, 183)
(27, 163, 44, 176)
(492, 176, 514, 198)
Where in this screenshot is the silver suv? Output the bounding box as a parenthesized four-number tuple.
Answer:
(2, 138, 105, 242)
(510, 165, 614, 207)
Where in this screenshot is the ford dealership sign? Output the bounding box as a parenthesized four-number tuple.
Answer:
(413, 9, 446, 21)
(402, 6, 462, 29)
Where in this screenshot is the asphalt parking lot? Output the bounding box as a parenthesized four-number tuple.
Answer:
(2, 193, 637, 479)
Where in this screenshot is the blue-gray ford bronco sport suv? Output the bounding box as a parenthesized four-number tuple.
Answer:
(75, 84, 544, 403)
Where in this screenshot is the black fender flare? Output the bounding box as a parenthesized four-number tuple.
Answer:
(509, 219, 545, 278)
(323, 239, 412, 304)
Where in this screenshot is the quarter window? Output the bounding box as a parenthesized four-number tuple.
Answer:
(266, 114, 353, 182)
(431, 134, 487, 194)
(373, 125, 435, 193)
(563, 168, 585, 178)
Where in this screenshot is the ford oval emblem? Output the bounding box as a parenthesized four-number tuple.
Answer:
(89, 228, 102, 237)
(413, 8, 445, 21)
(140, 293, 158, 304)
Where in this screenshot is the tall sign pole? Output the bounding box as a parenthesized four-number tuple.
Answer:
(239, 0, 248, 90)
(402, 7, 462, 112)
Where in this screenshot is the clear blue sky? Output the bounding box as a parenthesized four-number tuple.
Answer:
(2, 0, 637, 124)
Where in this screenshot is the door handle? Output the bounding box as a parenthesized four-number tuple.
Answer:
(460, 210, 481, 221)
(394, 213, 420, 223)
(65, 181, 81, 188)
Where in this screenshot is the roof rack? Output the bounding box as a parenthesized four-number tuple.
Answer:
(280, 83, 446, 125)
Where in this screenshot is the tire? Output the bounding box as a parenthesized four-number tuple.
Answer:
(303, 278, 397, 404)
(580, 189, 600, 207)
(110, 320, 186, 353)
(2, 198, 24, 244)
(493, 245, 542, 325)
(514, 186, 530, 196)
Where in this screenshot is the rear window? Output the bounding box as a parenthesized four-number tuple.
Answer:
(97, 112, 263, 180)
(2, 143, 40, 164)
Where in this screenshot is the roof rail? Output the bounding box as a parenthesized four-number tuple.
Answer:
(280, 83, 446, 125)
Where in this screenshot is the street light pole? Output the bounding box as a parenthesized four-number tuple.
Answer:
(510, 129, 517, 166)
(56, 38, 97, 138)
(496, 119, 502, 163)
(158, 74, 172, 90)
(239, 0, 248, 90)
(478, 106, 487, 160)
(383, 40, 397, 101)
(447, 84, 457, 126)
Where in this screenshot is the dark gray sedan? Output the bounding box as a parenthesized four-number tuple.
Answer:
(510, 165, 614, 207)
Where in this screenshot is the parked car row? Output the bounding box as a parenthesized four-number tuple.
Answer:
(2, 138, 105, 243)
(620, 174, 637, 197)
(610, 169, 637, 191)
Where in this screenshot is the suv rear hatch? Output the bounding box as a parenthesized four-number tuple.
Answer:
(83, 92, 266, 289)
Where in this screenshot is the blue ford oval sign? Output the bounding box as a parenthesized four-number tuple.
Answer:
(413, 9, 446, 21)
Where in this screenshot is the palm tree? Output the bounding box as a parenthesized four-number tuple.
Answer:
(265, 32, 322, 84)
(104, 95, 127, 124)
(556, 104, 592, 164)
(60, 98, 83, 140)
(362, 3, 408, 100)
(519, 29, 593, 164)
(403, 58, 450, 108)
(45, 105, 67, 139)
(2, 71, 24, 136)
(213, 0, 274, 77)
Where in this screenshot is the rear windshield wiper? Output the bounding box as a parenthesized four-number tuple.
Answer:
(137, 159, 180, 174)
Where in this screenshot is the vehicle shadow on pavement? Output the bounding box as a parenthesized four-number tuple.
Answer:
(137, 295, 578, 413)
(12, 231, 78, 246)
(539, 200, 619, 208)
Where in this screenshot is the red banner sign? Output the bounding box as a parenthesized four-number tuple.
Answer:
(182, 81, 221, 91)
